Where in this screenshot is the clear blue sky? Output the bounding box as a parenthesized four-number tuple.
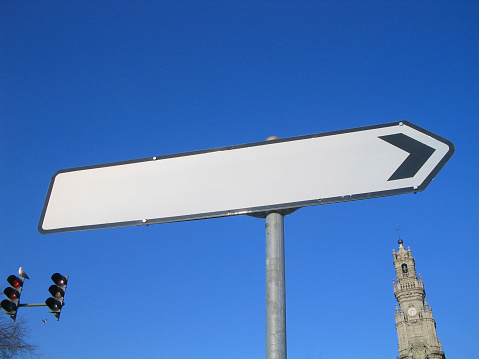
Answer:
(1, 1, 477, 358)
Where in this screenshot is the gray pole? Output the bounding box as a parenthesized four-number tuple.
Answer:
(265, 210, 287, 359)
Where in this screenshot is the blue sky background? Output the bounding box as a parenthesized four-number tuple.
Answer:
(1, 1, 478, 358)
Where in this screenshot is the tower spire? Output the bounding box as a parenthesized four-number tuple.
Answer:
(395, 225, 402, 241)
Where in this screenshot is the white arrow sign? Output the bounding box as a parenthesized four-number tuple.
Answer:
(39, 121, 454, 234)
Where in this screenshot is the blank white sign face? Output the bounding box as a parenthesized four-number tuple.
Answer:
(39, 121, 454, 234)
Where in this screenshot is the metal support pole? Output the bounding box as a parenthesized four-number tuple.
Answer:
(266, 211, 287, 359)
(18, 303, 47, 307)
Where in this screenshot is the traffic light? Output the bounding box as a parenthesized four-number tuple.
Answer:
(45, 273, 68, 320)
(1, 275, 24, 321)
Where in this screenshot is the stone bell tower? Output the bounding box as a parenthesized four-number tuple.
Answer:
(392, 239, 446, 359)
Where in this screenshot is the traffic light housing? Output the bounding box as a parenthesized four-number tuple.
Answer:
(1, 275, 24, 321)
(45, 273, 68, 320)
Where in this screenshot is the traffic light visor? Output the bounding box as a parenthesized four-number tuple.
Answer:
(1, 299, 17, 313)
(51, 273, 67, 286)
(4, 287, 20, 300)
(45, 297, 62, 311)
(48, 285, 65, 298)
(7, 275, 22, 288)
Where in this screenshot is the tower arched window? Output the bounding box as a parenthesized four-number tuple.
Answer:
(401, 263, 408, 277)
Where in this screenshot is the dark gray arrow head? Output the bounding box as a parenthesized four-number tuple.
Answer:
(379, 133, 436, 181)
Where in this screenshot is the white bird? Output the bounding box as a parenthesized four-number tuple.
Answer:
(18, 267, 29, 279)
